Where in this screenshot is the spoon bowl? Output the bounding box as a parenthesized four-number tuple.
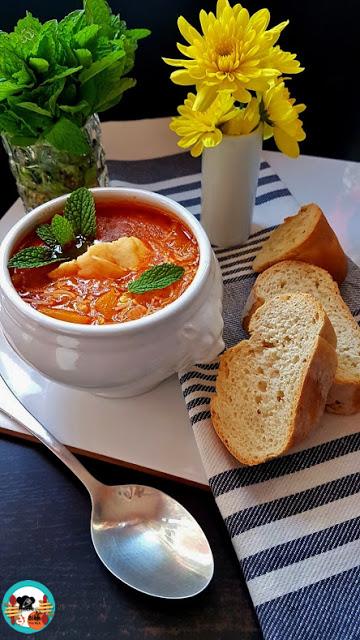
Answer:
(91, 483, 214, 599)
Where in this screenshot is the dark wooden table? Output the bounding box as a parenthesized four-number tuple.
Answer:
(0, 434, 261, 639)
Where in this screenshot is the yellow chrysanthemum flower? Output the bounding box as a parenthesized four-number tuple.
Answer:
(260, 81, 306, 157)
(163, 0, 303, 109)
(170, 91, 238, 157)
(222, 97, 260, 135)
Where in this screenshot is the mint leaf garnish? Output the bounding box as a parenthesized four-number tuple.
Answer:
(7, 246, 65, 269)
(51, 214, 75, 246)
(36, 223, 57, 247)
(128, 263, 185, 294)
(64, 187, 96, 237)
(9, 187, 97, 270)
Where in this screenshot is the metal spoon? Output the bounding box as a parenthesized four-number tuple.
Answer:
(0, 375, 214, 599)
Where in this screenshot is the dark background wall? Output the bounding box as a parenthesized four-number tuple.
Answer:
(1, 0, 359, 211)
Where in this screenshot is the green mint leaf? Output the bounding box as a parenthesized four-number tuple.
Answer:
(59, 99, 90, 115)
(0, 34, 23, 77)
(12, 66, 35, 87)
(58, 11, 86, 39)
(74, 24, 100, 48)
(51, 214, 75, 247)
(44, 117, 90, 155)
(96, 76, 135, 112)
(42, 66, 82, 85)
(36, 224, 57, 247)
(79, 60, 125, 110)
(7, 246, 64, 269)
(128, 263, 185, 294)
(92, 34, 112, 59)
(0, 107, 37, 138)
(16, 101, 52, 117)
(79, 50, 125, 84)
(84, 0, 112, 38)
(48, 78, 65, 114)
(64, 187, 96, 237)
(35, 20, 58, 63)
(0, 81, 23, 101)
(58, 81, 76, 104)
(12, 13, 42, 57)
(110, 15, 126, 38)
(127, 28, 151, 41)
(28, 57, 49, 74)
(0, 112, 21, 136)
(74, 49, 92, 68)
(7, 134, 38, 146)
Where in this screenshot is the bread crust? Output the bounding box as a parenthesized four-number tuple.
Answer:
(211, 295, 338, 465)
(326, 380, 360, 415)
(242, 287, 265, 333)
(290, 335, 337, 446)
(253, 204, 348, 284)
(243, 261, 360, 414)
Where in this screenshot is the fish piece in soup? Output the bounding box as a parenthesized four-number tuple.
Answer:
(49, 236, 149, 279)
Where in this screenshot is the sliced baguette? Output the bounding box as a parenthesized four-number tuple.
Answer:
(244, 260, 360, 414)
(252, 203, 347, 284)
(211, 293, 337, 466)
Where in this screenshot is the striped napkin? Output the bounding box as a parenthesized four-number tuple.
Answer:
(109, 154, 360, 640)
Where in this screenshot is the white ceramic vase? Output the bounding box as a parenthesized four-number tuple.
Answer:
(201, 127, 262, 247)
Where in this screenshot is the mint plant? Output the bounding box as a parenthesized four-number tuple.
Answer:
(0, 0, 149, 154)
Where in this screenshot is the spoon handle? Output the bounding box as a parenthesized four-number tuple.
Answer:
(0, 375, 100, 494)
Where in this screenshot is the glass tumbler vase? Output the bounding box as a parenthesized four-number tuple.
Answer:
(2, 114, 109, 212)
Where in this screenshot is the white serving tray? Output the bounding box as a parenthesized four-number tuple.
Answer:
(1, 121, 359, 487)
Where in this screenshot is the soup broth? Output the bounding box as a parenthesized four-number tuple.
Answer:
(10, 200, 199, 325)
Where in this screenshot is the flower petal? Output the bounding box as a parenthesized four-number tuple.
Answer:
(162, 57, 183, 68)
(263, 122, 274, 140)
(170, 69, 193, 85)
(193, 86, 218, 110)
(233, 87, 252, 102)
(273, 127, 300, 157)
(248, 8, 270, 33)
(216, 0, 230, 18)
(190, 141, 204, 157)
(176, 43, 196, 58)
(177, 16, 202, 45)
(199, 9, 210, 34)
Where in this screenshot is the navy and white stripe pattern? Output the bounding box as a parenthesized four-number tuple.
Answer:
(109, 154, 360, 640)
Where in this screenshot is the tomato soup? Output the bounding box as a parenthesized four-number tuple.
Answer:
(10, 200, 199, 325)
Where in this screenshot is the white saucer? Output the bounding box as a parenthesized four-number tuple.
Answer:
(0, 329, 207, 486)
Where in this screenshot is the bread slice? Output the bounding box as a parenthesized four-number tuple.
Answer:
(252, 203, 347, 284)
(244, 260, 360, 414)
(211, 293, 337, 466)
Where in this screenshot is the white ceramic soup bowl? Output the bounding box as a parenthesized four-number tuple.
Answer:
(0, 188, 224, 397)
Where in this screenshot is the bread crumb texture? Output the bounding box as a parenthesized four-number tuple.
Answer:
(247, 261, 360, 413)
